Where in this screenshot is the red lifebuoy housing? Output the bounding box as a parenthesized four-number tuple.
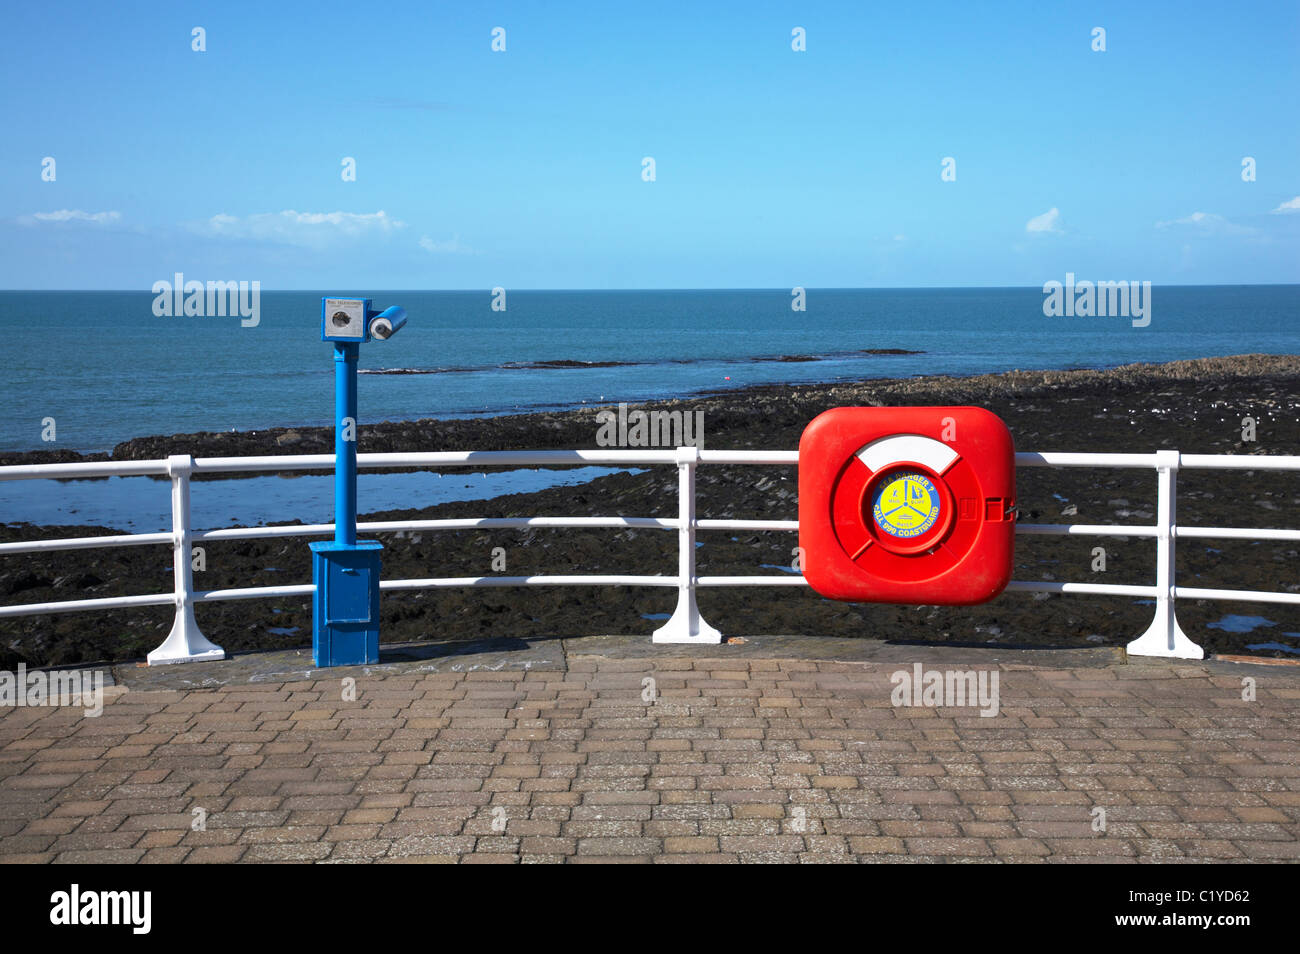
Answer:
(798, 407, 1016, 604)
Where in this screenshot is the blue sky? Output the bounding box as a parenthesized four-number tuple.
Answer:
(2, 0, 1297, 289)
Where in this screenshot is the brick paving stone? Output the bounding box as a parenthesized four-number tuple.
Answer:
(2, 652, 1298, 863)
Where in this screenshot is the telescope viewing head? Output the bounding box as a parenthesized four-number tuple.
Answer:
(320, 298, 408, 343)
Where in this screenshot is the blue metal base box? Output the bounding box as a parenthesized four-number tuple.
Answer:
(310, 540, 383, 667)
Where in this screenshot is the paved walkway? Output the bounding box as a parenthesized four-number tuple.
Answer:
(1, 636, 1298, 863)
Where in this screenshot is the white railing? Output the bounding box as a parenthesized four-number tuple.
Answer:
(1, 447, 1297, 663)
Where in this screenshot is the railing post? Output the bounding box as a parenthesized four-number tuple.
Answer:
(1127, 449, 1204, 659)
(147, 454, 227, 665)
(653, 446, 722, 644)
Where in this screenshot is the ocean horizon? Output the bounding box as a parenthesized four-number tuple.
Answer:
(3, 285, 1297, 456)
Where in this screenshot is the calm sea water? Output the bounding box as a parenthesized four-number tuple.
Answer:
(1, 286, 1296, 454)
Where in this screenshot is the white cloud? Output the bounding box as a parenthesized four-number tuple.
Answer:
(418, 234, 478, 254)
(1156, 211, 1213, 228)
(1271, 196, 1300, 214)
(1025, 207, 1062, 234)
(19, 209, 120, 225)
(199, 210, 404, 246)
(1155, 211, 1254, 235)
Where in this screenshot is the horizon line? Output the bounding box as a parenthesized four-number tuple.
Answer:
(3, 282, 1299, 293)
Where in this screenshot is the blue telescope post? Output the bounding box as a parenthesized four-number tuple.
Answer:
(310, 298, 407, 667)
(334, 341, 358, 546)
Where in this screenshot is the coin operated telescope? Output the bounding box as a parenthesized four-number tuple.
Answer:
(311, 298, 407, 667)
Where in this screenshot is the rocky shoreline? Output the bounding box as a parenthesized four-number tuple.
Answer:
(2, 353, 1298, 668)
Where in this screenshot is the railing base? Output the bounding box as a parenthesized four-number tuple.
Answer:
(147, 607, 227, 665)
(652, 591, 722, 644)
(1126, 608, 1204, 660)
(148, 647, 227, 666)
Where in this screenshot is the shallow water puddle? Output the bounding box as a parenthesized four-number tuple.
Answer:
(1207, 614, 1275, 633)
(0, 467, 646, 533)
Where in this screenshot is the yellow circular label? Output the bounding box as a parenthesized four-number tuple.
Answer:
(872, 471, 941, 539)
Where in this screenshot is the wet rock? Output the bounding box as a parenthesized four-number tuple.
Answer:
(52, 572, 103, 589)
(1, 353, 1298, 667)
(3, 571, 53, 595)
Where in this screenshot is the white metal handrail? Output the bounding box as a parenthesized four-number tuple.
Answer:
(1, 446, 1297, 663)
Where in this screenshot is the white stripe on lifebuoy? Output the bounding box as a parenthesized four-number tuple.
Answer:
(854, 434, 959, 475)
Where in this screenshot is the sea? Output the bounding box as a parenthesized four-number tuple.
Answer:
(1, 286, 1295, 530)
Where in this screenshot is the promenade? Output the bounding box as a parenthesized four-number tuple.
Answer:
(2, 635, 1297, 863)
